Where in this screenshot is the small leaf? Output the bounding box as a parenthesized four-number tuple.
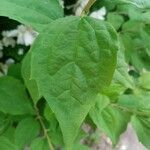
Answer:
(139, 72, 150, 90)
(131, 116, 150, 149)
(102, 37, 134, 99)
(15, 117, 40, 150)
(44, 105, 64, 147)
(0, 76, 34, 115)
(8, 63, 22, 80)
(22, 52, 42, 103)
(0, 0, 63, 32)
(90, 97, 131, 145)
(118, 94, 150, 114)
(2, 126, 15, 143)
(73, 144, 90, 150)
(0, 112, 10, 134)
(107, 0, 150, 9)
(0, 136, 18, 150)
(73, 129, 90, 150)
(123, 0, 150, 9)
(107, 13, 124, 30)
(30, 138, 49, 150)
(90, 94, 110, 113)
(112, 36, 134, 90)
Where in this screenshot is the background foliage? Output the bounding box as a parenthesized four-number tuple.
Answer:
(0, 0, 149, 150)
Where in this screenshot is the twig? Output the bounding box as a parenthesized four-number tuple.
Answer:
(81, 0, 96, 16)
(34, 105, 54, 150)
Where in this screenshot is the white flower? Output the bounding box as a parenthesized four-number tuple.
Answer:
(58, 0, 64, 8)
(1, 25, 38, 47)
(5, 58, 15, 65)
(17, 48, 24, 55)
(17, 30, 34, 46)
(2, 37, 16, 47)
(17, 25, 37, 46)
(0, 25, 37, 77)
(2, 29, 18, 38)
(90, 7, 106, 20)
(0, 63, 8, 75)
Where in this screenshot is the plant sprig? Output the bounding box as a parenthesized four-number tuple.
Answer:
(34, 105, 54, 150)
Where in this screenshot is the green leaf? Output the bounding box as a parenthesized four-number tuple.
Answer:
(122, 20, 144, 33)
(30, 138, 49, 150)
(90, 94, 110, 113)
(0, 136, 18, 150)
(0, 112, 10, 134)
(112, 36, 134, 89)
(73, 144, 90, 150)
(0, 76, 34, 115)
(124, 0, 150, 9)
(119, 33, 134, 62)
(107, 13, 124, 30)
(15, 117, 40, 150)
(0, 0, 63, 32)
(2, 126, 16, 143)
(7, 63, 22, 80)
(130, 50, 150, 71)
(44, 105, 64, 147)
(102, 37, 134, 99)
(139, 72, 150, 90)
(131, 116, 150, 149)
(118, 94, 150, 115)
(127, 6, 150, 23)
(90, 100, 131, 145)
(22, 52, 42, 103)
(140, 27, 150, 51)
(73, 129, 90, 150)
(108, 0, 150, 9)
(23, 16, 118, 149)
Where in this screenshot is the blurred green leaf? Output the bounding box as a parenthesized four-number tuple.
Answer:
(0, 76, 34, 115)
(30, 138, 49, 150)
(0, 112, 10, 134)
(15, 117, 40, 150)
(44, 105, 63, 147)
(132, 116, 150, 149)
(118, 94, 150, 115)
(139, 72, 150, 90)
(8, 63, 22, 80)
(0, 136, 18, 150)
(0, 0, 63, 32)
(107, 13, 124, 30)
(22, 52, 42, 103)
(90, 96, 131, 145)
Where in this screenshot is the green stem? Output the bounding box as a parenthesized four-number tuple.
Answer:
(81, 0, 97, 16)
(34, 105, 54, 150)
(111, 103, 150, 117)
